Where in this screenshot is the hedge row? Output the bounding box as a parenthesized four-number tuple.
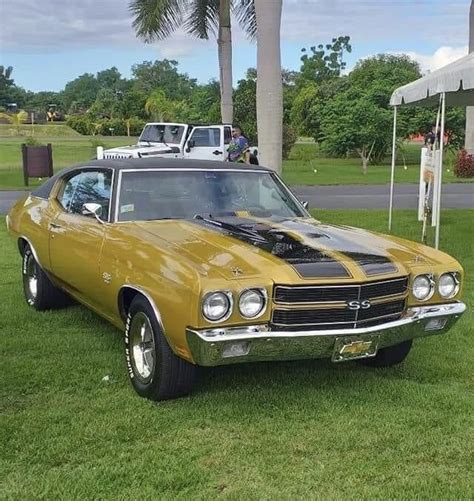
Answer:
(66, 116, 147, 136)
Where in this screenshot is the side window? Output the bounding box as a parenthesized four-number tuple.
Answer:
(59, 170, 112, 219)
(224, 126, 232, 145)
(58, 173, 81, 212)
(191, 128, 220, 147)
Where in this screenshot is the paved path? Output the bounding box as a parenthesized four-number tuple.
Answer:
(0, 184, 472, 215)
(291, 184, 473, 210)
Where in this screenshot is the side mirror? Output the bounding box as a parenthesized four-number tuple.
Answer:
(82, 202, 104, 223)
(186, 139, 195, 153)
(302, 201, 309, 210)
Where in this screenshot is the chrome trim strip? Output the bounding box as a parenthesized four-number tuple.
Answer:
(114, 167, 302, 223)
(272, 292, 409, 309)
(19, 236, 44, 270)
(120, 284, 165, 331)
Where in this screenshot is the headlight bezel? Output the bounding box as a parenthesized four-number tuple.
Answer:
(238, 288, 268, 319)
(412, 274, 435, 301)
(438, 272, 460, 299)
(201, 290, 233, 323)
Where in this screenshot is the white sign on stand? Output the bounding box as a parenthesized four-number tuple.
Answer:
(418, 147, 440, 227)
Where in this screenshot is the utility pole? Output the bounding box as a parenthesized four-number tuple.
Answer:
(465, 1, 474, 152)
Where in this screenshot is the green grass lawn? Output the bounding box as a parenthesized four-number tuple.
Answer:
(1, 136, 472, 190)
(0, 136, 138, 190)
(283, 143, 471, 186)
(1, 209, 472, 501)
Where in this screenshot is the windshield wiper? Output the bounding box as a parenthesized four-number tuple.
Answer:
(193, 214, 267, 243)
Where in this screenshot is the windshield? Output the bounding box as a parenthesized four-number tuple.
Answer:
(139, 124, 185, 145)
(117, 170, 307, 222)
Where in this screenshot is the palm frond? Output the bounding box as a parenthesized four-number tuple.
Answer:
(184, 0, 219, 39)
(233, 0, 256, 41)
(129, 0, 187, 42)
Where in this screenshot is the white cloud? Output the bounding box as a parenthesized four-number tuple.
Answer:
(403, 46, 469, 73)
(1, 0, 470, 51)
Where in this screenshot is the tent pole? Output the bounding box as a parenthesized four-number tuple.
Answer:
(435, 92, 446, 249)
(388, 106, 397, 231)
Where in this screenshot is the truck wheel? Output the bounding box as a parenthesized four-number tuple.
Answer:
(124, 295, 197, 401)
(358, 340, 413, 368)
(22, 245, 70, 310)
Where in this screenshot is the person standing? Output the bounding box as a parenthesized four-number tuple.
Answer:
(227, 125, 250, 163)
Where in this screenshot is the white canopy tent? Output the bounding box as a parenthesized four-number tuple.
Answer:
(388, 52, 474, 248)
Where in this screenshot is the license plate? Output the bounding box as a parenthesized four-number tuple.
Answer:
(332, 336, 379, 362)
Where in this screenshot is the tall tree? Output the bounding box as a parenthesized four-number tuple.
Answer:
(254, 0, 283, 172)
(129, 0, 238, 123)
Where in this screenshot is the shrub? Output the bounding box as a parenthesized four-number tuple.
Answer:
(24, 136, 42, 146)
(282, 124, 297, 160)
(67, 115, 146, 137)
(454, 149, 474, 178)
(66, 115, 94, 135)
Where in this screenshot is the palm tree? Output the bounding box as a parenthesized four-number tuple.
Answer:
(253, 0, 283, 173)
(0, 110, 28, 135)
(130, 0, 240, 124)
(144, 89, 180, 121)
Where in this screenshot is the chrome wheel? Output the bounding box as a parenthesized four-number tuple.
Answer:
(23, 252, 38, 304)
(129, 312, 156, 382)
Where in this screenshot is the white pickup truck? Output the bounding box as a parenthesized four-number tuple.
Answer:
(101, 122, 258, 163)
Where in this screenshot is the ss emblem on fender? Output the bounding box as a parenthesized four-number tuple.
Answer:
(347, 300, 371, 310)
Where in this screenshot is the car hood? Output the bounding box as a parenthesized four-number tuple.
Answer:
(103, 144, 175, 158)
(133, 216, 455, 283)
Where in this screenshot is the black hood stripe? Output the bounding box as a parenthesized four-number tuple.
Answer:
(190, 217, 352, 279)
(270, 219, 398, 276)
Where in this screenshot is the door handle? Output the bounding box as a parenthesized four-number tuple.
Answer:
(213, 150, 223, 155)
(50, 222, 62, 229)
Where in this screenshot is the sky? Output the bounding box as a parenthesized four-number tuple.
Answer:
(0, 0, 470, 92)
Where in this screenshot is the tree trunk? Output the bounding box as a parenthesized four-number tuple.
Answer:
(255, 0, 283, 173)
(356, 148, 369, 174)
(218, 0, 233, 124)
(465, 1, 474, 152)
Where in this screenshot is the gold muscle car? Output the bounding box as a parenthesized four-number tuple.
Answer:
(7, 158, 466, 401)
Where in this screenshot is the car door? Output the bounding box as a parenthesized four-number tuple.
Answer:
(183, 126, 224, 161)
(49, 168, 113, 306)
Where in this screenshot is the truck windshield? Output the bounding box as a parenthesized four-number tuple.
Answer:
(139, 124, 185, 144)
(117, 169, 307, 221)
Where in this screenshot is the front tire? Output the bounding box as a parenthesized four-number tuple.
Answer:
(358, 340, 413, 368)
(124, 295, 197, 401)
(22, 245, 70, 310)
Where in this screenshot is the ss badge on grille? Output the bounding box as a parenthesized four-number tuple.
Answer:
(347, 300, 371, 310)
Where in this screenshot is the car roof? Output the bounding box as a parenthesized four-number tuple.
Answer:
(78, 157, 270, 171)
(30, 158, 271, 199)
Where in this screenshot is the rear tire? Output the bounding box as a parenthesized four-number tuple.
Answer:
(358, 340, 413, 368)
(124, 295, 197, 401)
(22, 245, 70, 310)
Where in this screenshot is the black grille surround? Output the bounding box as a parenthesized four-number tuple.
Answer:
(274, 277, 408, 304)
(271, 277, 408, 331)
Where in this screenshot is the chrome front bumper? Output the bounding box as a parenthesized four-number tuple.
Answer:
(186, 302, 466, 366)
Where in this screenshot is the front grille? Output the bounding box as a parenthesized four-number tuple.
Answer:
(271, 277, 408, 331)
(274, 277, 408, 304)
(104, 153, 133, 159)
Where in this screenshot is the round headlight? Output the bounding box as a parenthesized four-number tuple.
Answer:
(412, 274, 434, 301)
(202, 291, 232, 322)
(438, 273, 458, 298)
(239, 289, 266, 318)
